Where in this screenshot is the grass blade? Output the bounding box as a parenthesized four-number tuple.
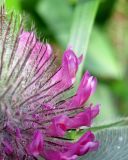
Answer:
(69, 0, 100, 84)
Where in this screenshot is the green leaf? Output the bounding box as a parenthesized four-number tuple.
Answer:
(68, 0, 100, 84)
(37, 0, 72, 46)
(90, 117, 128, 131)
(79, 127, 128, 160)
(85, 26, 123, 79)
(66, 117, 128, 140)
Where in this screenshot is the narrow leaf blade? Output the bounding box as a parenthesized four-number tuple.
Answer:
(69, 0, 100, 83)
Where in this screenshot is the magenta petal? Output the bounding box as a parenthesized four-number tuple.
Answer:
(2, 140, 13, 155)
(43, 149, 78, 160)
(15, 128, 22, 139)
(78, 131, 95, 144)
(42, 150, 61, 160)
(62, 49, 79, 83)
(27, 130, 44, 157)
(48, 115, 69, 137)
(78, 141, 99, 155)
(69, 106, 99, 129)
(33, 43, 52, 70)
(90, 77, 97, 96)
(17, 31, 53, 77)
(68, 108, 92, 129)
(50, 49, 80, 93)
(67, 105, 99, 129)
(62, 49, 79, 84)
(50, 68, 62, 85)
(70, 131, 99, 156)
(72, 71, 97, 106)
(78, 71, 91, 91)
(91, 104, 100, 118)
(18, 31, 36, 48)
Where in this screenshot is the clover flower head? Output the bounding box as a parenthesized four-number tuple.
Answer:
(0, 7, 100, 160)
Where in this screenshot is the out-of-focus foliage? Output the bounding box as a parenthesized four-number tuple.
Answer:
(86, 26, 123, 79)
(6, 0, 21, 12)
(3, 0, 128, 157)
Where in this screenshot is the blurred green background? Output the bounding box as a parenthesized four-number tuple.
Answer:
(5, 0, 128, 125)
